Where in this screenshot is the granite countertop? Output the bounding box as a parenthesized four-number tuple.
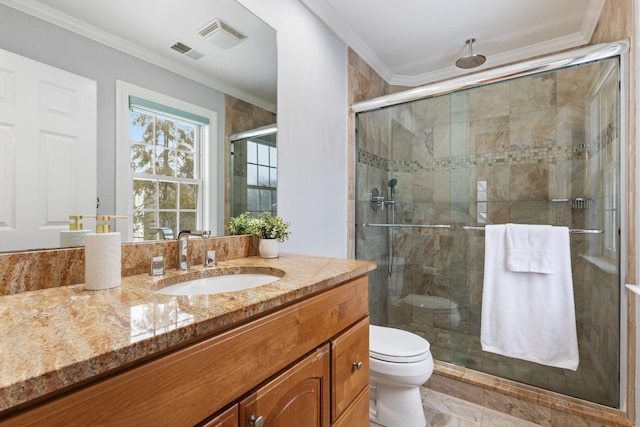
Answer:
(0, 254, 376, 414)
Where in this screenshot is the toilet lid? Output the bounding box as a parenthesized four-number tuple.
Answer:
(370, 325, 431, 363)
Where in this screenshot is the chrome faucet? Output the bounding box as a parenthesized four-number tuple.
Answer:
(177, 230, 211, 271)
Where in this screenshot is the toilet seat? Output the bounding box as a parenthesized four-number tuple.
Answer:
(370, 325, 431, 363)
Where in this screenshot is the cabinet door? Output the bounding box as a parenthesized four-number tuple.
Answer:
(201, 405, 238, 427)
(239, 345, 330, 427)
(331, 317, 369, 421)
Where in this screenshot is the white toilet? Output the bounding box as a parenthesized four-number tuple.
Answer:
(369, 324, 434, 427)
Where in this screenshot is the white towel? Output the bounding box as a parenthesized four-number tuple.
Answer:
(505, 223, 554, 273)
(481, 224, 579, 370)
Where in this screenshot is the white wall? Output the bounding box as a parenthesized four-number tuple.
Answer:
(238, 0, 349, 258)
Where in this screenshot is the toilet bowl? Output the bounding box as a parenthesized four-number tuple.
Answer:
(369, 324, 434, 427)
(400, 293, 461, 329)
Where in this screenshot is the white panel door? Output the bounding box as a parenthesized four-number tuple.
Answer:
(0, 48, 96, 251)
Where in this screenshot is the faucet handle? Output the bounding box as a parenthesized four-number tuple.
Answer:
(149, 256, 165, 276)
(205, 250, 216, 267)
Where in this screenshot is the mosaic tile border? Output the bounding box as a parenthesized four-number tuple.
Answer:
(358, 143, 591, 173)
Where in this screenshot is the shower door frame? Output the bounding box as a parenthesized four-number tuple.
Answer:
(352, 40, 631, 411)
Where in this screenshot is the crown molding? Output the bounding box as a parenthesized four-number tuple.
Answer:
(581, 0, 606, 39)
(299, 0, 394, 83)
(0, 0, 276, 113)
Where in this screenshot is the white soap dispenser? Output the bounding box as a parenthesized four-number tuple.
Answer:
(84, 215, 127, 291)
(60, 215, 94, 248)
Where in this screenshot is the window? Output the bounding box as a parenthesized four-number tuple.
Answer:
(129, 102, 205, 241)
(230, 128, 277, 218)
(246, 138, 277, 216)
(116, 81, 217, 242)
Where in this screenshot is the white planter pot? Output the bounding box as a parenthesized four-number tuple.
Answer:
(259, 238, 279, 258)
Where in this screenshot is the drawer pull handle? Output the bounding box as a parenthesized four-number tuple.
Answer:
(249, 414, 264, 427)
(353, 361, 363, 371)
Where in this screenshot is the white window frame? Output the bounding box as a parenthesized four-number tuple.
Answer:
(115, 81, 217, 241)
(245, 138, 278, 216)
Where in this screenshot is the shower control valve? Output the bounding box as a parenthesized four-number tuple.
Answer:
(370, 188, 385, 211)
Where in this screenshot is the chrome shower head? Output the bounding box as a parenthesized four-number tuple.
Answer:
(387, 178, 397, 201)
(455, 38, 486, 69)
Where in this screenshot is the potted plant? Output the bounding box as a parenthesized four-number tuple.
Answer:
(226, 211, 256, 235)
(250, 212, 291, 258)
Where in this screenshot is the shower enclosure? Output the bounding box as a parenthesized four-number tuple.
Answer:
(355, 44, 625, 407)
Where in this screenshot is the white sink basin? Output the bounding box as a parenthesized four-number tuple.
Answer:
(155, 273, 281, 296)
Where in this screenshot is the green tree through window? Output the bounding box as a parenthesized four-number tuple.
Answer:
(130, 107, 202, 241)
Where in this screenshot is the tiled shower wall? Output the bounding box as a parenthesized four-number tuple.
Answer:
(356, 59, 620, 406)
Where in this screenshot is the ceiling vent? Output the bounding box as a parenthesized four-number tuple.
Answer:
(197, 18, 247, 50)
(170, 41, 205, 60)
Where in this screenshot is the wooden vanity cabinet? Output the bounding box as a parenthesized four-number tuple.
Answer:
(0, 276, 369, 427)
(234, 319, 369, 427)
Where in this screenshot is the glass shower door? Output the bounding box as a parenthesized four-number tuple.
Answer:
(355, 56, 621, 407)
(355, 95, 457, 362)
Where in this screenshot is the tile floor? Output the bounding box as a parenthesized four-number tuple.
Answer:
(370, 386, 544, 427)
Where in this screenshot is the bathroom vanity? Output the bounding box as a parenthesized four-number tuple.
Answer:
(0, 253, 375, 426)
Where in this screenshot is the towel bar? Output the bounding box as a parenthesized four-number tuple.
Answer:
(363, 223, 452, 229)
(462, 225, 603, 234)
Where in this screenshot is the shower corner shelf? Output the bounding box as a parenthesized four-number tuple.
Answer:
(550, 198, 591, 209)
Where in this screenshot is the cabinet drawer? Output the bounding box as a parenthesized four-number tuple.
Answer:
(331, 317, 369, 422)
(332, 386, 369, 427)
